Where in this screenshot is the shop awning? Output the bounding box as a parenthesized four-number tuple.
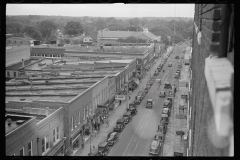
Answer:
(97, 105, 107, 108)
(133, 78, 140, 85)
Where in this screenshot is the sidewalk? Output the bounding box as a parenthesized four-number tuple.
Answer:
(74, 55, 164, 156)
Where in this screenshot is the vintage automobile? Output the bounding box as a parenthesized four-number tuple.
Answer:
(97, 141, 110, 156)
(116, 118, 125, 128)
(164, 82, 172, 89)
(159, 91, 166, 98)
(163, 100, 172, 108)
(145, 83, 152, 93)
(174, 73, 180, 79)
(153, 132, 165, 143)
(149, 140, 161, 156)
(175, 56, 180, 59)
(168, 90, 173, 97)
(106, 131, 119, 146)
(154, 70, 159, 76)
(162, 108, 170, 116)
(146, 99, 153, 109)
(157, 66, 162, 72)
(158, 121, 167, 134)
(123, 111, 132, 123)
(161, 114, 169, 125)
(113, 124, 124, 132)
(167, 97, 173, 103)
(128, 107, 137, 116)
(168, 62, 172, 67)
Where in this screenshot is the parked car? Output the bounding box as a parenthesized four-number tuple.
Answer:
(123, 111, 132, 123)
(157, 67, 162, 72)
(167, 97, 173, 103)
(163, 100, 172, 108)
(146, 99, 153, 108)
(175, 56, 180, 59)
(149, 140, 161, 156)
(113, 124, 124, 132)
(153, 132, 164, 143)
(164, 82, 172, 89)
(154, 70, 159, 76)
(168, 90, 173, 96)
(106, 132, 119, 146)
(161, 114, 169, 124)
(129, 107, 137, 116)
(174, 73, 180, 79)
(158, 121, 167, 134)
(168, 62, 172, 67)
(162, 108, 170, 116)
(159, 91, 166, 98)
(97, 141, 110, 156)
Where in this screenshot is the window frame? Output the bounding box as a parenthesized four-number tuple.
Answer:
(42, 134, 50, 155)
(71, 116, 74, 131)
(19, 147, 24, 156)
(28, 141, 32, 156)
(78, 111, 81, 125)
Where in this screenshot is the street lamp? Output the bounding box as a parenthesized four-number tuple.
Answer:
(87, 109, 93, 156)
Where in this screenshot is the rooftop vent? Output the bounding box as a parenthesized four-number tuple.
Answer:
(16, 120, 25, 125)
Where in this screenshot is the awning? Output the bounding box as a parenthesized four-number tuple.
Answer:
(97, 105, 107, 108)
(133, 78, 140, 85)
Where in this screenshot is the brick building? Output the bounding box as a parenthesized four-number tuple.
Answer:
(6, 107, 65, 156)
(189, 4, 234, 156)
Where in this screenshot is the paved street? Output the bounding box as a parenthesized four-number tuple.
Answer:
(73, 45, 185, 156)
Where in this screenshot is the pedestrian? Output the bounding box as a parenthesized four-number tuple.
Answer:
(98, 123, 100, 131)
(106, 119, 109, 128)
(119, 100, 121, 105)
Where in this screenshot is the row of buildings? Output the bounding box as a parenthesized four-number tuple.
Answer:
(6, 39, 166, 156)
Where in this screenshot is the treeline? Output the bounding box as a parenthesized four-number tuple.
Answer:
(6, 15, 193, 45)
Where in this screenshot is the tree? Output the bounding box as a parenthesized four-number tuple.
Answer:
(95, 18, 107, 31)
(64, 21, 84, 36)
(38, 20, 57, 40)
(6, 21, 24, 34)
(21, 25, 43, 40)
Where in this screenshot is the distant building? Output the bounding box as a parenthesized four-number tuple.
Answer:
(97, 28, 161, 45)
(83, 36, 93, 43)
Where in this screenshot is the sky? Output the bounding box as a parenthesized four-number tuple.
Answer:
(6, 4, 195, 18)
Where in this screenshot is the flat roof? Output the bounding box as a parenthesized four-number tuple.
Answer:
(6, 58, 39, 70)
(5, 114, 34, 135)
(23, 59, 54, 70)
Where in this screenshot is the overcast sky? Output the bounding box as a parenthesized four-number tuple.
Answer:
(6, 4, 194, 18)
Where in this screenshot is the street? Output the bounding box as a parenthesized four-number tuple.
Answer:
(108, 45, 184, 156)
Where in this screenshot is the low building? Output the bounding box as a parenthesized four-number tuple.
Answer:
(5, 107, 65, 156)
(97, 28, 161, 45)
(6, 56, 137, 156)
(83, 36, 93, 43)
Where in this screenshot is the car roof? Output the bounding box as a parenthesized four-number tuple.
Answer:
(147, 99, 153, 101)
(162, 114, 168, 117)
(110, 132, 118, 137)
(163, 108, 169, 111)
(165, 82, 170, 84)
(98, 141, 108, 147)
(117, 119, 124, 122)
(151, 140, 159, 146)
(164, 100, 170, 103)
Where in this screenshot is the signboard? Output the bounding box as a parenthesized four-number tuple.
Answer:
(115, 95, 126, 100)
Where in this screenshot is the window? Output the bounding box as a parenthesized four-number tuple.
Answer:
(71, 116, 74, 130)
(7, 71, 10, 77)
(14, 72, 16, 77)
(86, 106, 89, 118)
(19, 147, 24, 156)
(78, 111, 80, 124)
(42, 135, 50, 155)
(83, 107, 86, 120)
(28, 141, 32, 156)
(74, 113, 77, 128)
(53, 126, 60, 145)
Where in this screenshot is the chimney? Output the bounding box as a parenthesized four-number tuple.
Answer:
(46, 107, 49, 116)
(22, 59, 24, 68)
